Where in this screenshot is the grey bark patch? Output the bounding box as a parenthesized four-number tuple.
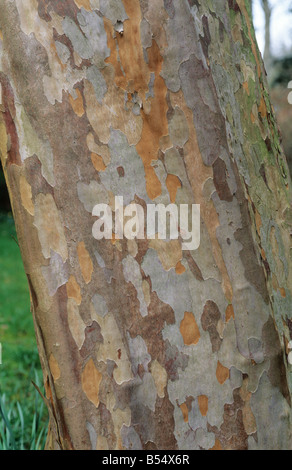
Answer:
(77, 180, 109, 213)
(121, 425, 143, 450)
(63, 16, 94, 60)
(55, 41, 71, 64)
(168, 106, 189, 148)
(179, 55, 228, 166)
(127, 333, 151, 375)
(92, 293, 108, 317)
(248, 338, 264, 364)
(250, 372, 292, 449)
(42, 250, 69, 296)
(100, 129, 149, 205)
(99, 0, 128, 25)
(86, 65, 107, 104)
(86, 421, 97, 450)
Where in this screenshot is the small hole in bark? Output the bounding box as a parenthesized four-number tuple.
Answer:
(117, 166, 125, 177)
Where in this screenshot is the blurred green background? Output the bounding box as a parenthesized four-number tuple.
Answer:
(0, 175, 48, 449)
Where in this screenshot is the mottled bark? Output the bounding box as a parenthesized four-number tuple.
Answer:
(0, 0, 291, 450)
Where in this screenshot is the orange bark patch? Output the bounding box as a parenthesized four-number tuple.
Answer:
(175, 261, 186, 275)
(103, 18, 126, 89)
(69, 89, 84, 117)
(49, 354, 61, 381)
(258, 96, 267, 119)
(211, 439, 223, 450)
(104, 2, 168, 200)
(225, 304, 235, 323)
(91, 152, 106, 172)
(19, 175, 34, 216)
(74, 0, 92, 10)
(198, 395, 208, 417)
(77, 242, 93, 284)
(116, 0, 150, 95)
(216, 361, 230, 385)
(180, 312, 200, 346)
(81, 358, 102, 408)
(166, 174, 182, 203)
(136, 40, 169, 200)
(279, 288, 286, 298)
(66, 275, 82, 305)
(180, 403, 189, 423)
(242, 81, 249, 95)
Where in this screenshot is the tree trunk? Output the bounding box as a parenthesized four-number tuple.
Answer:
(0, 0, 291, 451)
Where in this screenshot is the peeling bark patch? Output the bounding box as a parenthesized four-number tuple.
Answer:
(0, 73, 21, 166)
(262, 316, 291, 406)
(180, 312, 200, 346)
(82, 358, 102, 408)
(49, 354, 61, 381)
(66, 275, 82, 305)
(213, 158, 233, 202)
(19, 174, 34, 215)
(74, 0, 92, 11)
(42, 251, 69, 296)
(198, 395, 208, 417)
(67, 298, 86, 349)
(69, 88, 85, 117)
(80, 321, 103, 359)
(91, 153, 106, 172)
(208, 389, 249, 450)
(150, 360, 168, 398)
(77, 241, 93, 284)
(166, 174, 181, 203)
(34, 193, 68, 262)
(225, 304, 235, 323)
(234, 221, 269, 304)
(201, 301, 222, 352)
(136, 41, 169, 200)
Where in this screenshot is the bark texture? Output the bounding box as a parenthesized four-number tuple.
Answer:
(0, 0, 291, 450)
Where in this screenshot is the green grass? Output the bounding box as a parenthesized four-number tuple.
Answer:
(0, 212, 48, 449)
